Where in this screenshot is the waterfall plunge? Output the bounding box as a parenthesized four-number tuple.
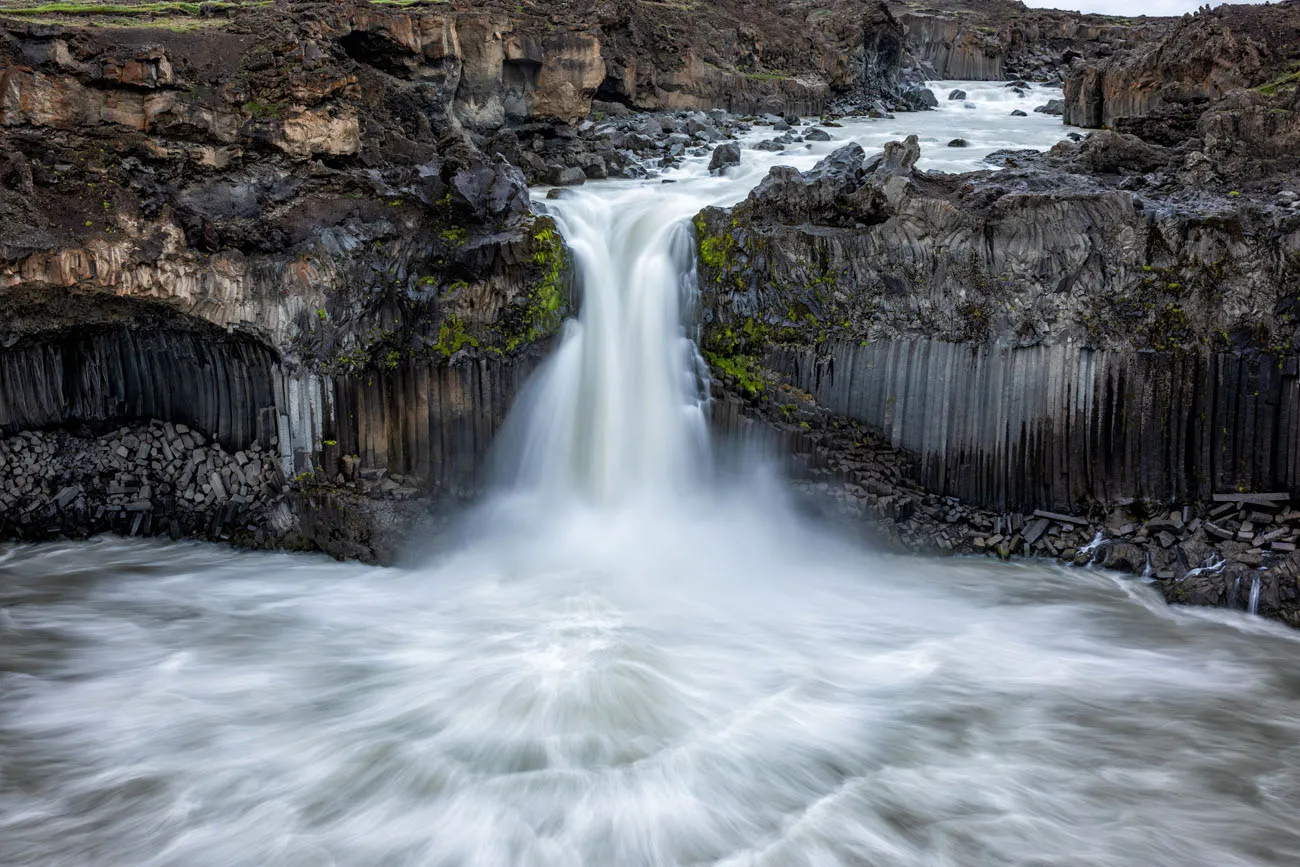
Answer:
(495, 187, 715, 502)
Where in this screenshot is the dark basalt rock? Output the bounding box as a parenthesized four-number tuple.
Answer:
(948, 89, 967, 101)
(805, 128, 832, 142)
(546, 165, 587, 186)
(1034, 99, 1065, 116)
(709, 142, 742, 173)
(901, 87, 939, 110)
(1010, 109, 1028, 116)
(947, 138, 970, 147)
(453, 156, 532, 221)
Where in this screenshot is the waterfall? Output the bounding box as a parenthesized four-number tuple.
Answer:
(495, 188, 713, 501)
(489, 80, 1072, 504)
(1248, 574, 1262, 616)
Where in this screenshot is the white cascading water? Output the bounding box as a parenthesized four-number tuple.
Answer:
(497, 190, 710, 500)
(5, 84, 1300, 867)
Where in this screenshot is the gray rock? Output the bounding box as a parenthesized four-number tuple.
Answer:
(1099, 541, 1146, 573)
(1034, 99, 1065, 116)
(948, 89, 967, 101)
(1010, 109, 1028, 117)
(805, 128, 832, 142)
(546, 165, 587, 186)
(902, 88, 938, 110)
(947, 138, 970, 148)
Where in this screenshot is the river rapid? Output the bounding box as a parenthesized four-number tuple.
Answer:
(4, 83, 1300, 867)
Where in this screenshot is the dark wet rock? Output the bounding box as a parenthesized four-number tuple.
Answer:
(546, 165, 587, 186)
(755, 140, 786, 152)
(1034, 99, 1065, 116)
(805, 128, 832, 142)
(452, 156, 531, 221)
(902, 87, 939, 110)
(1099, 541, 1146, 573)
(1079, 130, 1170, 174)
(1010, 109, 1028, 117)
(947, 138, 970, 147)
(868, 134, 920, 177)
(948, 89, 967, 101)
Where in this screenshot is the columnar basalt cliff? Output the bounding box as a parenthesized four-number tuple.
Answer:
(696, 119, 1300, 622)
(892, 0, 1170, 83)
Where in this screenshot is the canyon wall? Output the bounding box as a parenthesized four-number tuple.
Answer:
(1062, 0, 1300, 159)
(897, 4, 1168, 83)
(695, 136, 1300, 513)
(772, 340, 1300, 512)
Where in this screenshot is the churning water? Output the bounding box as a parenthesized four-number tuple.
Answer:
(5, 84, 1300, 866)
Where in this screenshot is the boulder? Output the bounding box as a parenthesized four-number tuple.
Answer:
(709, 142, 741, 173)
(947, 138, 970, 148)
(1034, 99, 1065, 116)
(948, 89, 967, 101)
(1079, 130, 1169, 174)
(546, 165, 587, 186)
(902, 88, 939, 110)
(805, 128, 832, 142)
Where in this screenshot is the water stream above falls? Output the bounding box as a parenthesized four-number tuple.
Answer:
(4, 84, 1300, 866)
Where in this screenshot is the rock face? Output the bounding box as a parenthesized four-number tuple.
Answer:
(1063, 2, 1300, 150)
(0, 2, 583, 557)
(695, 139, 1300, 514)
(893, 0, 1170, 82)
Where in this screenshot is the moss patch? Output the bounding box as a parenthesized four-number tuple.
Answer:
(434, 314, 478, 357)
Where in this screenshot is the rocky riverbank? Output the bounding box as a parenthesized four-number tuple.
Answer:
(714, 376, 1300, 629)
(0, 418, 457, 563)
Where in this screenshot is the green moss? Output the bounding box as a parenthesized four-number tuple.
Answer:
(434, 315, 478, 357)
(3, 1, 256, 15)
(439, 224, 467, 246)
(1257, 67, 1300, 97)
(704, 350, 768, 397)
(503, 220, 566, 351)
(244, 99, 280, 119)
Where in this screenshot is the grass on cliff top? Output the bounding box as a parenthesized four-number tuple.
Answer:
(1258, 67, 1300, 97)
(0, 1, 263, 17)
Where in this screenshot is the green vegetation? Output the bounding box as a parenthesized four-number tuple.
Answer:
(1257, 67, 1300, 97)
(244, 100, 280, 119)
(439, 224, 467, 246)
(505, 222, 566, 350)
(704, 350, 768, 398)
(2, 1, 261, 16)
(434, 315, 478, 357)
